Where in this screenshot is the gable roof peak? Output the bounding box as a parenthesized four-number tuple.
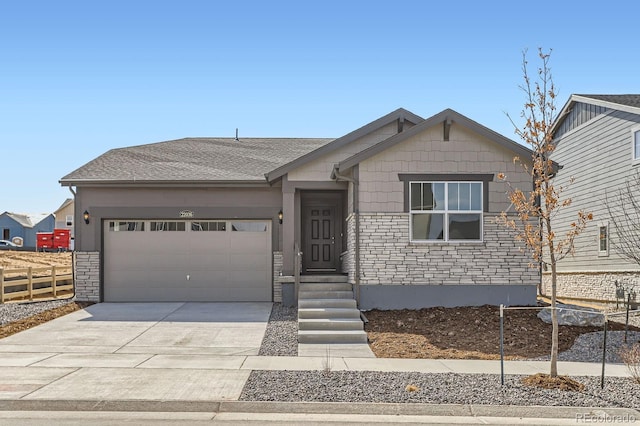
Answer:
(336, 108, 532, 173)
(264, 107, 424, 182)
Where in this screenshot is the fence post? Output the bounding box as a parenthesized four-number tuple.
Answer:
(601, 314, 608, 389)
(27, 267, 33, 301)
(52, 265, 57, 298)
(0, 268, 4, 304)
(500, 304, 505, 386)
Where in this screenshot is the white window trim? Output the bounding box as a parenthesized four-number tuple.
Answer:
(65, 215, 73, 226)
(598, 222, 609, 257)
(632, 126, 640, 164)
(409, 181, 483, 243)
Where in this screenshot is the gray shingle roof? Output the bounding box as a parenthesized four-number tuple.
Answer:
(577, 94, 640, 109)
(61, 137, 334, 184)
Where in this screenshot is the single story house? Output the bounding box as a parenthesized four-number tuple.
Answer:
(0, 212, 55, 248)
(547, 94, 640, 303)
(60, 108, 538, 308)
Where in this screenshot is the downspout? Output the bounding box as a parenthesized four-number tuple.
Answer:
(67, 186, 77, 300)
(331, 165, 361, 308)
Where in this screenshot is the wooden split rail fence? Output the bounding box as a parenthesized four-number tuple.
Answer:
(0, 266, 73, 303)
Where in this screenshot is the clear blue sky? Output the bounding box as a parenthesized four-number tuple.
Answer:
(1, 1, 638, 214)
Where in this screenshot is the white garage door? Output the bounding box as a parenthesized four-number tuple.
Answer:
(103, 220, 271, 302)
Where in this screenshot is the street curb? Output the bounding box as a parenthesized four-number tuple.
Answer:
(0, 400, 637, 420)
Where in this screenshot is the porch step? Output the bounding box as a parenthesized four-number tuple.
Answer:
(298, 318, 364, 331)
(299, 290, 353, 300)
(297, 274, 366, 346)
(298, 298, 357, 309)
(298, 308, 361, 319)
(298, 330, 368, 344)
(300, 275, 349, 283)
(299, 283, 352, 292)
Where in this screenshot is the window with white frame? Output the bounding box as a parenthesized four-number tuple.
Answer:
(65, 215, 73, 226)
(634, 129, 640, 161)
(598, 224, 609, 256)
(410, 181, 483, 241)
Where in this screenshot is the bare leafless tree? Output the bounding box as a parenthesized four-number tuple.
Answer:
(498, 48, 592, 378)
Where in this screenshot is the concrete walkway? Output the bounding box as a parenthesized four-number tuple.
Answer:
(0, 302, 635, 419)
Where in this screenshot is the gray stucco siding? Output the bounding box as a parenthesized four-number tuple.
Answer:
(550, 110, 640, 273)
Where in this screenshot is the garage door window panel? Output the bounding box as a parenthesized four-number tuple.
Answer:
(191, 221, 226, 231)
(109, 221, 145, 231)
(150, 221, 186, 231)
(231, 222, 267, 232)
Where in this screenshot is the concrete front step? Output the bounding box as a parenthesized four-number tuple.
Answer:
(298, 290, 354, 300)
(298, 330, 368, 344)
(300, 275, 348, 283)
(298, 318, 364, 331)
(299, 283, 352, 292)
(298, 298, 357, 309)
(298, 308, 361, 319)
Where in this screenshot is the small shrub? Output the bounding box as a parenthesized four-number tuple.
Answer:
(619, 342, 640, 384)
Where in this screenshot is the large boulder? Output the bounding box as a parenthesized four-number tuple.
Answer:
(537, 304, 605, 327)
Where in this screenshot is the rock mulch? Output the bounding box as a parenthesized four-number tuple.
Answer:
(240, 371, 640, 408)
(258, 303, 298, 356)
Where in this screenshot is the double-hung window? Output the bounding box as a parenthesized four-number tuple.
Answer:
(410, 181, 483, 242)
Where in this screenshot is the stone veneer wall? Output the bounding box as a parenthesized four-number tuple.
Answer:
(345, 215, 356, 285)
(272, 251, 284, 303)
(542, 272, 640, 303)
(73, 251, 100, 302)
(352, 213, 538, 286)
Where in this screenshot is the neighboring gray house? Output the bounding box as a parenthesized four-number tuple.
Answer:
(546, 94, 640, 302)
(60, 108, 538, 308)
(0, 212, 55, 248)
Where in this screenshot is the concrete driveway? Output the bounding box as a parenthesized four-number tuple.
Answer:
(0, 302, 271, 401)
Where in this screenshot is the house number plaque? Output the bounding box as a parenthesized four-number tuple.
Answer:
(179, 210, 194, 218)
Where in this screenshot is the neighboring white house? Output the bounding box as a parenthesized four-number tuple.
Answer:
(54, 198, 75, 249)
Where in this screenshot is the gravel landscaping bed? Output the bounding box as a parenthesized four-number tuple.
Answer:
(529, 331, 640, 363)
(258, 303, 298, 356)
(240, 371, 640, 408)
(0, 299, 74, 326)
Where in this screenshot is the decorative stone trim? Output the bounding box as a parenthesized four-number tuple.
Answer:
(272, 251, 284, 302)
(346, 214, 356, 285)
(73, 251, 100, 302)
(355, 213, 538, 286)
(542, 271, 640, 303)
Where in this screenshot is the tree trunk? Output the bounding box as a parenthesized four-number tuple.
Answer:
(550, 251, 558, 378)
